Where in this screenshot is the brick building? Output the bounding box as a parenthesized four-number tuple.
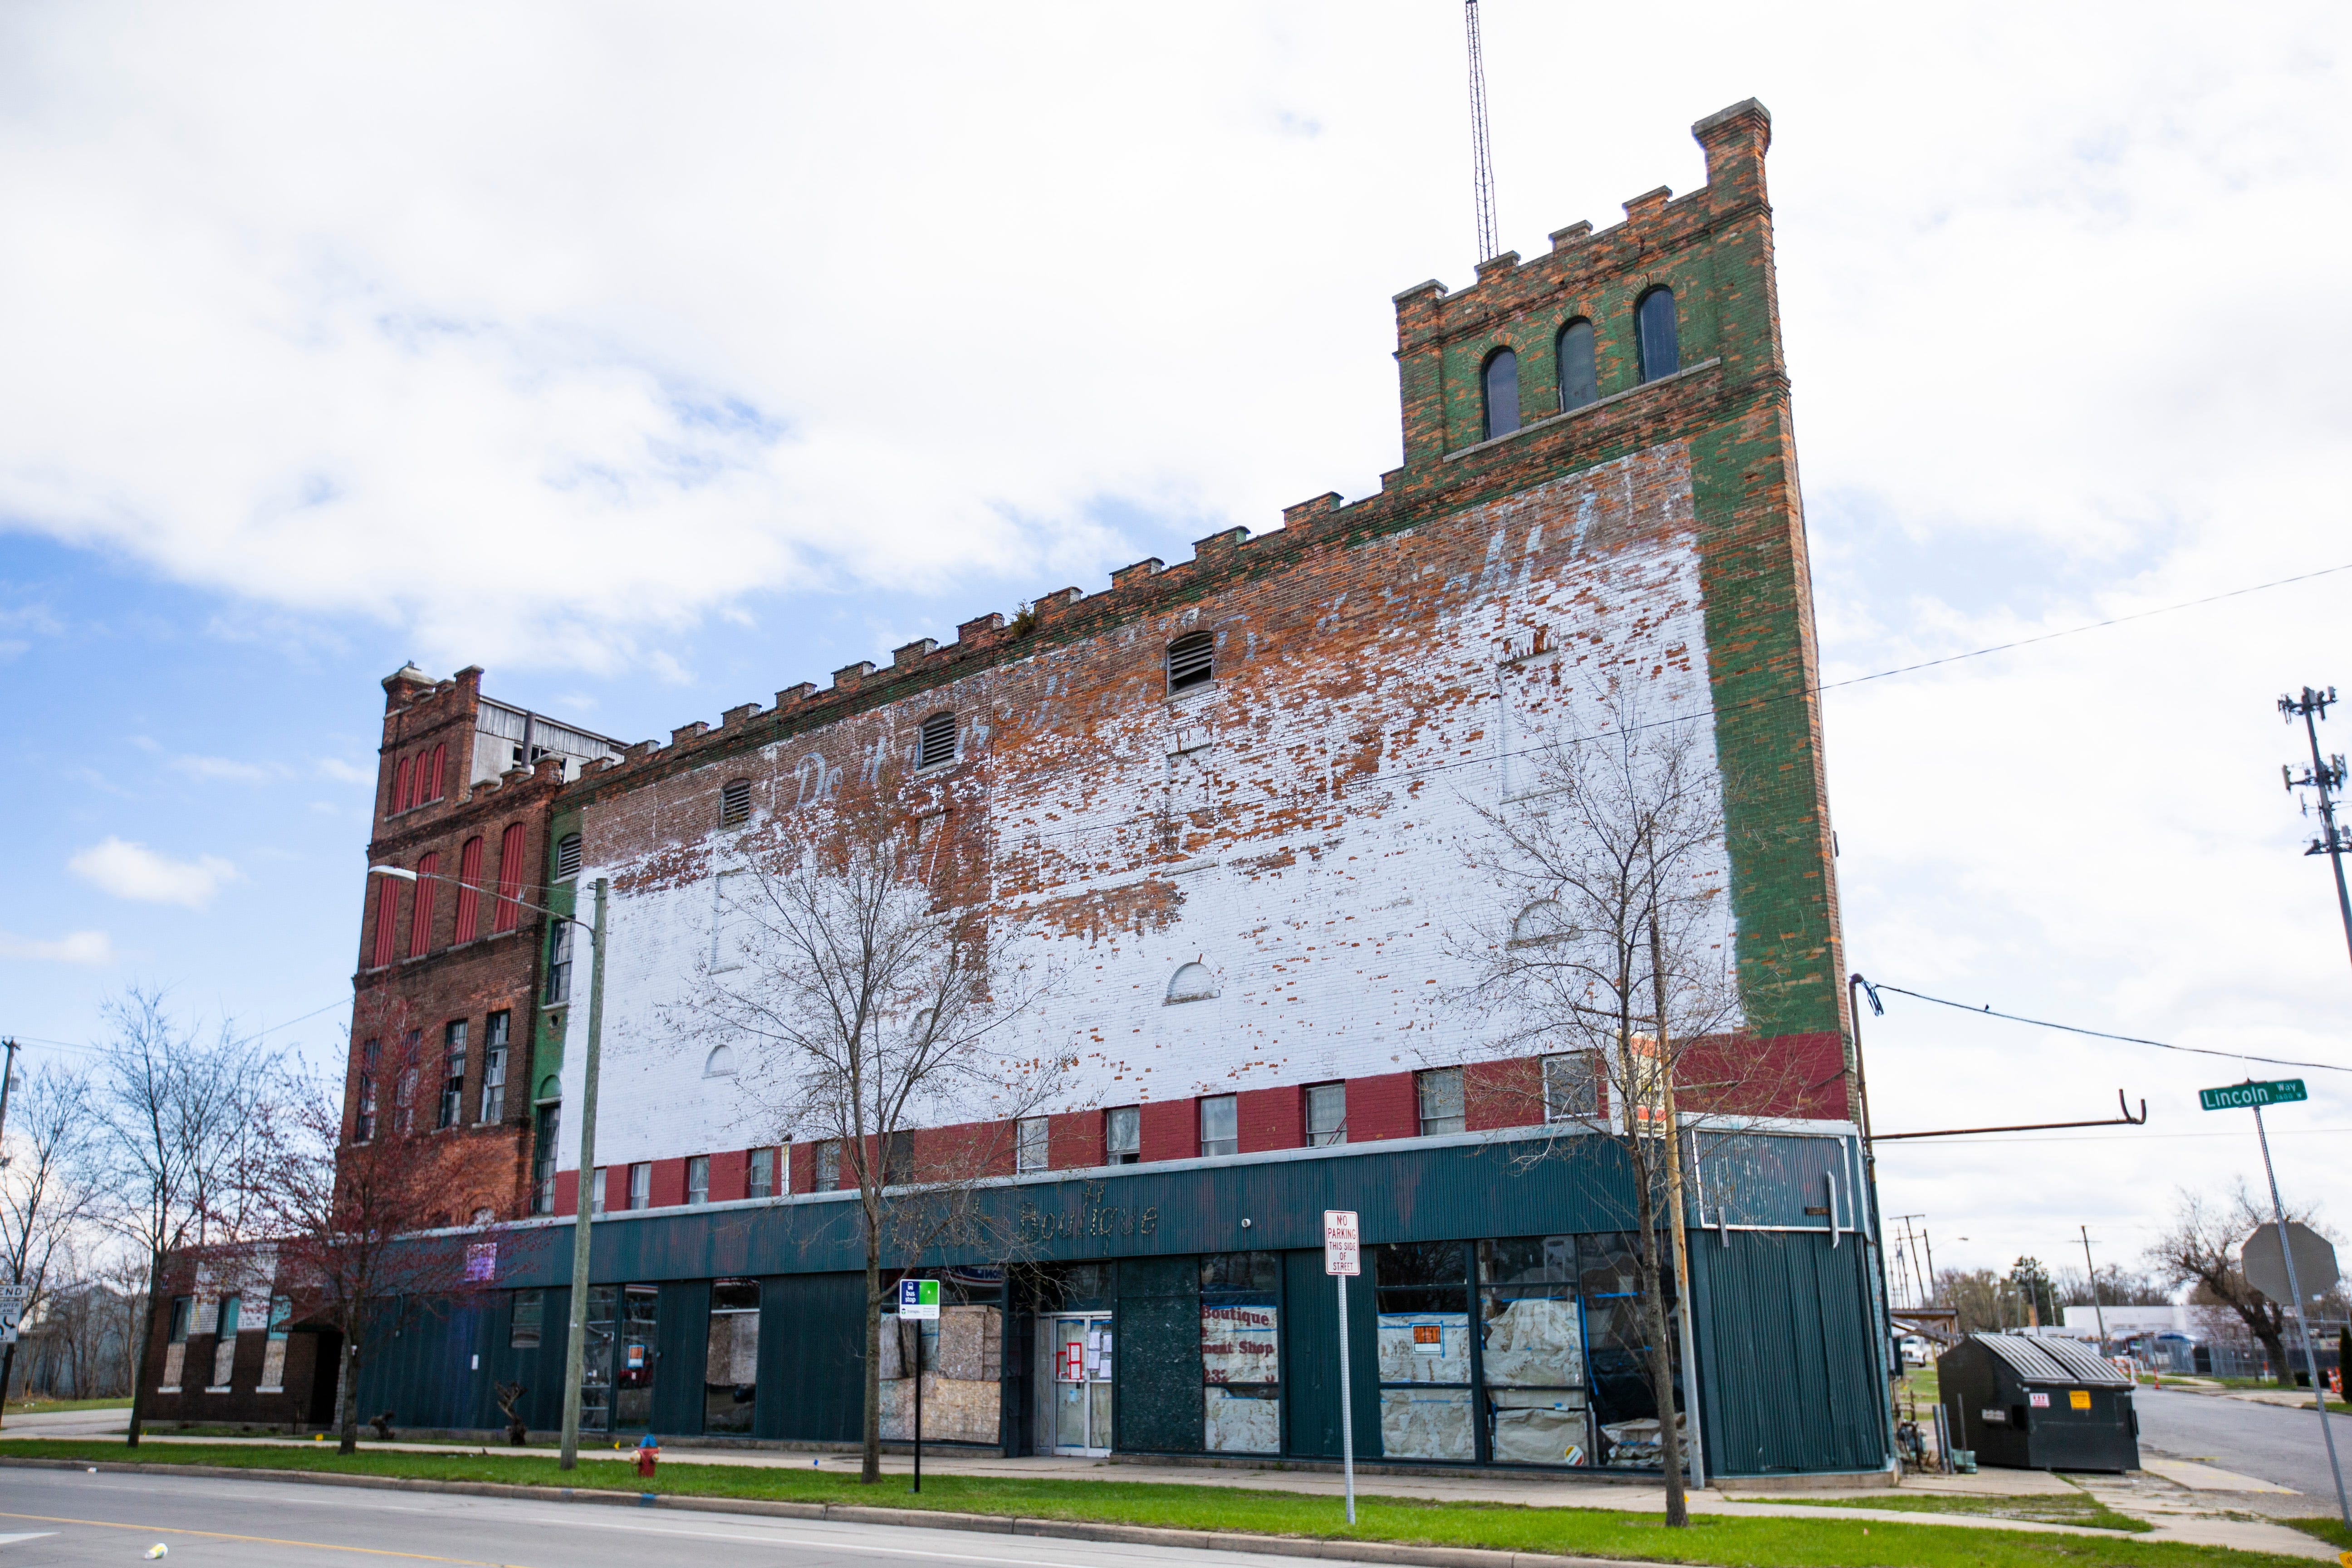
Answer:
(347, 665, 622, 1224)
(165, 98, 1885, 1477)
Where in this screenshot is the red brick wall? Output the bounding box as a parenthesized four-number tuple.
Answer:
(1048, 1111, 1103, 1170)
(1347, 1072, 1418, 1142)
(1139, 1099, 1193, 1162)
(709, 1147, 749, 1203)
(553, 1168, 578, 1216)
(1466, 1058, 1543, 1131)
(649, 1157, 687, 1208)
(1237, 1086, 1302, 1152)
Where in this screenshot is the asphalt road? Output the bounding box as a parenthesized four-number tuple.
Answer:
(2136, 1385, 2352, 1506)
(0, 1466, 1357, 1568)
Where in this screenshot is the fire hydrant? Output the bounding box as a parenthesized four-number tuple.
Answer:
(635, 1433, 660, 1479)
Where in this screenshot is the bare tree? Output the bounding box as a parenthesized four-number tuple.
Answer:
(2149, 1183, 2333, 1380)
(254, 1054, 519, 1454)
(1457, 689, 1797, 1524)
(676, 775, 1063, 1484)
(0, 1063, 97, 1423)
(88, 988, 277, 1448)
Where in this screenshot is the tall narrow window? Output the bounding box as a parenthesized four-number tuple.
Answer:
(720, 779, 752, 827)
(590, 1166, 608, 1216)
(511, 1289, 544, 1349)
(438, 1021, 467, 1129)
(1199, 1095, 1238, 1158)
(747, 1147, 774, 1200)
(369, 880, 400, 969)
(426, 742, 447, 802)
(916, 712, 957, 770)
(1556, 319, 1597, 411)
(816, 1140, 840, 1191)
(1637, 288, 1679, 381)
(453, 836, 485, 943)
(492, 822, 526, 932)
(1016, 1116, 1049, 1174)
(1305, 1083, 1347, 1147)
(686, 1155, 710, 1205)
(1417, 1067, 1465, 1136)
(407, 852, 438, 956)
(1166, 631, 1214, 694)
(628, 1162, 651, 1210)
(1482, 347, 1521, 441)
(532, 1106, 559, 1215)
(546, 920, 573, 1005)
(397, 1031, 420, 1135)
(706, 1279, 761, 1434)
(395, 755, 416, 814)
(355, 1040, 380, 1143)
(554, 833, 582, 882)
(1105, 1107, 1140, 1165)
(479, 1011, 509, 1123)
(1542, 1052, 1598, 1121)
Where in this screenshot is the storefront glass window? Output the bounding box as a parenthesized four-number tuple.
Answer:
(1479, 1236, 1589, 1465)
(614, 1284, 660, 1428)
(1375, 1241, 1473, 1460)
(1578, 1233, 1680, 1468)
(705, 1279, 760, 1433)
(1200, 1251, 1279, 1453)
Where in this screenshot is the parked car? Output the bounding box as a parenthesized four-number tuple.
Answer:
(1900, 1334, 1931, 1367)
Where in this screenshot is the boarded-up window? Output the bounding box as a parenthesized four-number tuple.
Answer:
(720, 779, 752, 827)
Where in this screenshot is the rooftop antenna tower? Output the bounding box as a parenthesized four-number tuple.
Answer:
(1465, 0, 1499, 262)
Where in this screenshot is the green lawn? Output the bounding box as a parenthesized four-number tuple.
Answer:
(2, 1397, 132, 1416)
(1770, 1487, 2151, 1534)
(2283, 1515, 2352, 1552)
(0, 1440, 2316, 1568)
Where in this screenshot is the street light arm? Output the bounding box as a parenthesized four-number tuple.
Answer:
(367, 863, 594, 943)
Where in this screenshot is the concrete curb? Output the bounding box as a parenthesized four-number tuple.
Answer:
(0, 1456, 1662, 1568)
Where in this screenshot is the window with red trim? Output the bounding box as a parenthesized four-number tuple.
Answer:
(369, 880, 400, 968)
(407, 851, 438, 956)
(395, 755, 415, 814)
(427, 743, 447, 802)
(492, 822, 526, 933)
(453, 835, 484, 942)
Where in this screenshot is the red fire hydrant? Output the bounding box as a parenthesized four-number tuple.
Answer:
(635, 1434, 660, 1479)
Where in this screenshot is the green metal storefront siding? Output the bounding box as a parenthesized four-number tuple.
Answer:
(1691, 1229, 1886, 1475)
(757, 1271, 867, 1443)
(354, 1297, 502, 1432)
(653, 1278, 709, 1437)
(1281, 1247, 1379, 1460)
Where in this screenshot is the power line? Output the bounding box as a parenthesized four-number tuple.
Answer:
(0, 996, 352, 1060)
(1867, 981, 2352, 1076)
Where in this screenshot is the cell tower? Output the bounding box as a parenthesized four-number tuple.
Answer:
(1465, 0, 1499, 262)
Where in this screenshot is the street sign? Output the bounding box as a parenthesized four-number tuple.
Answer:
(2200, 1079, 2308, 1111)
(2245, 1221, 2340, 1304)
(897, 1278, 941, 1321)
(1323, 1211, 1360, 1277)
(0, 1284, 31, 1309)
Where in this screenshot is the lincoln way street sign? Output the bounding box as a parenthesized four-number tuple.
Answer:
(2198, 1078, 2308, 1111)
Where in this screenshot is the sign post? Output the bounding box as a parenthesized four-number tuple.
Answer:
(2201, 1078, 2349, 1530)
(1323, 1211, 1360, 1525)
(897, 1279, 940, 1493)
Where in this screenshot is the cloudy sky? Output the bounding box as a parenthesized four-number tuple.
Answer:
(3, 1, 2347, 1284)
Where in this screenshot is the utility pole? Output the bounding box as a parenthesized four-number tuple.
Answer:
(1464, 1, 1499, 262)
(559, 877, 610, 1470)
(2281, 686, 2352, 973)
(0, 1038, 19, 1154)
(1920, 1227, 1939, 1307)
(2079, 1225, 2108, 1349)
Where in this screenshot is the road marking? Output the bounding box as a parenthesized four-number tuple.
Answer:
(0, 1535, 55, 1547)
(0, 1511, 535, 1566)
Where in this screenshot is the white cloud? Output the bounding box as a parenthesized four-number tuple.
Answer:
(314, 757, 376, 785)
(169, 753, 271, 783)
(68, 837, 240, 909)
(0, 930, 115, 965)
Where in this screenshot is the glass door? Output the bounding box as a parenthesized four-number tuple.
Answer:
(1050, 1313, 1113, 1455)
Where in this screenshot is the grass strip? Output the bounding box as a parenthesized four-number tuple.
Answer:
(2283, 1515, 2352, 1551)
(0, 1439, 2315, 1568)
(1766, 1490, 2152, 1534)
(2, 1398, 133, 1416)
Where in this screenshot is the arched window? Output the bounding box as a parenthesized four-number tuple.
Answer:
(1556, 319, 1597, 411)
(720, 778, 752, 826)
(1482, 347, 1521, 441)
(554, 833, 582, 881)
(407, 851, 439, 956)
(492, 822, 527, 933)
(1637, 288, 1679, 382)
(394, 755, 416, 814)
(916, 712, 957, 770)
(1166, 631, 1214, 694)
(453, 835, 485, 942)
(1166, 961, 1218, 1004)
(537, 1073, 561, 1102)
(1510, 899, 1573, 947)
(705, 1044, 738, 1078)
(427, 743, 447, 801)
